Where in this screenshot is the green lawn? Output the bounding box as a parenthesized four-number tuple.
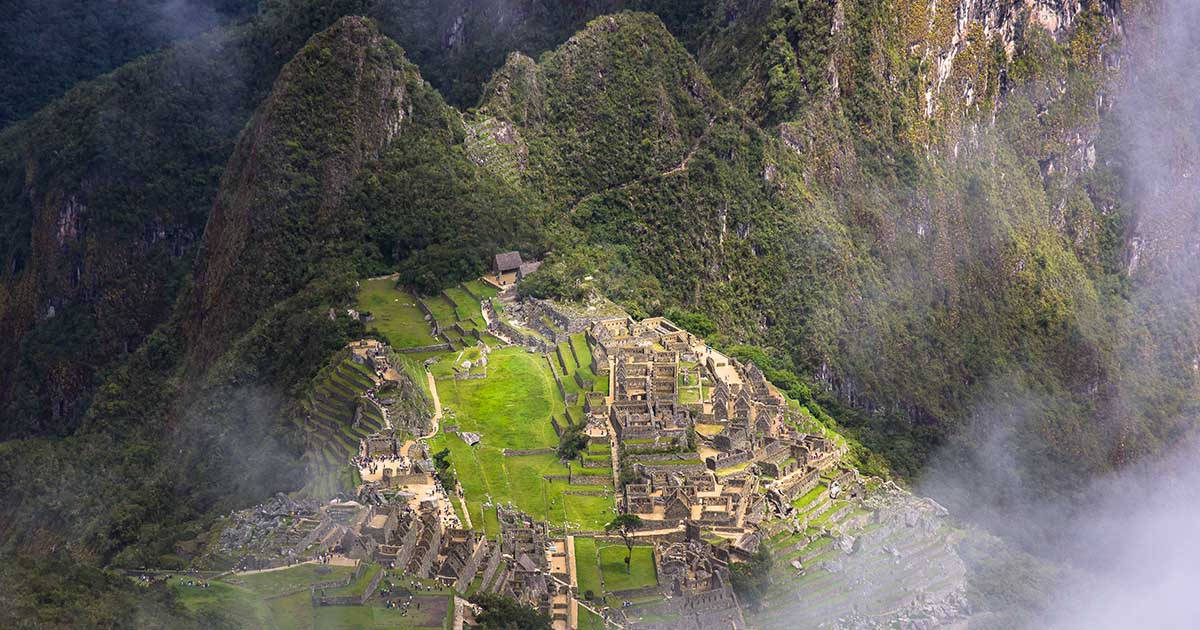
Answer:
(227, 563, 356, 597)
(578, 607, 607, 630)
(444, 287, 486, 328)
(422, 348, 615, 532)
(569, 333, 593, 371)
(174, 562, 447, 629)
(573, 538, 603, 600)
(463, 279, 499, 300)
(432, 345, 487, 379)
(357, 278, 439, 348)
(598, 544, 657, 593)
(322, 563, 380, 598)
(311, 601, 447, 630)
(435, 348, 559, 449)
(172, 582, 275, 628)
(422, 295, 458, 327)
(266, 591, 314, 629)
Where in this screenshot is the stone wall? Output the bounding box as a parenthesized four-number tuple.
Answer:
(502, 447, 556, 456)
(394, 341, 452, 352)
(707, 451, 751, 471)
(611, 585, 663, 601)
(526, 298, 606, 335)
(307, 562, 368, 606)
(488, 305, 553, 352)
(545, 355, 567, 398)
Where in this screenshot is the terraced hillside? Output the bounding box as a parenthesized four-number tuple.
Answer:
(752, 486, 968, 629)
(297, 354, 383, 496)
(549, 332, 608, 425)
(421, 282, 505, 350)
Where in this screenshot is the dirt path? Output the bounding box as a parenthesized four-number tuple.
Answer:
(233, 555, 356, 576)
(457, 494, 473, 529)
(421, 369, 443, 439)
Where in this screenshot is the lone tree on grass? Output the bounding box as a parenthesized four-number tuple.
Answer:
(605, 513, 643, 573)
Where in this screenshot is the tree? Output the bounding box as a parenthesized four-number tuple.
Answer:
(432, 448, 456, 489)
(469, 592, 551, 629)
(556, 422, 589, 461)
(729, 549, 773, 610)
(605, 513, 643, 573)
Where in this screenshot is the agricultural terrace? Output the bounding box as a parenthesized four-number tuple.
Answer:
(426, 346, 615, 534)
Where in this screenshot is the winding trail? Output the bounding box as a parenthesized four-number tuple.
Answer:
(564, 116, 717, 217)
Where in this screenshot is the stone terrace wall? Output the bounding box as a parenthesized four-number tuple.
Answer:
(396, 343, 452, 353)
(306, 562, 368, 605)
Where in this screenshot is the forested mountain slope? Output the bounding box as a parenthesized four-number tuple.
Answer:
(0, 0, 1196, 625)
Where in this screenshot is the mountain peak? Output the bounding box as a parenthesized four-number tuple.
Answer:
(186, 16, 419, 367)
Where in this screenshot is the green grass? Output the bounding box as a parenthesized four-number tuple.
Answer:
(172, 582, 275, 628)
(321, 563, 380, 598)
(578, 607, 607, 630)
(265, 591, 314, 629)
(444, 287, 486, 327)
(176, 565, 437, 630)
(312, 601, 447, 629)
(435, 347, 559, 449)
(570, 333, 593, 369)
(422, 295, 458, 327)
(792, 485, 826, 511)
(598, 544, 657, 592)
(422, 347, 617, 533)
(225, 563, 356, 597)
(574, 537, 603, 599)
(464, 279, 499, 300)
(426, 439, 615, 534)
(356, 278, 440, 348)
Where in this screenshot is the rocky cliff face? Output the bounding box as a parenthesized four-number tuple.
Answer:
(0, 31, 260, 437)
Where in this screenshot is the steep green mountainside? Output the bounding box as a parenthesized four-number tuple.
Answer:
(0, 0, 698, 439)
(0, 0, 396, 438)
(0, 16, 524, 626)
(182, 15, 420, 366)
(472, 3, 1196, 502)
(0, 0, 1196, 626)
(0, 0, 259, 129)
(472, 7, 1089, 487)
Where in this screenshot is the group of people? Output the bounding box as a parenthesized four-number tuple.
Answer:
(383, 595, 423, 614)
(354, 453, 411, 477)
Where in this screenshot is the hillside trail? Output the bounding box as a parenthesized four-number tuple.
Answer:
(565, 116, 716, 217)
